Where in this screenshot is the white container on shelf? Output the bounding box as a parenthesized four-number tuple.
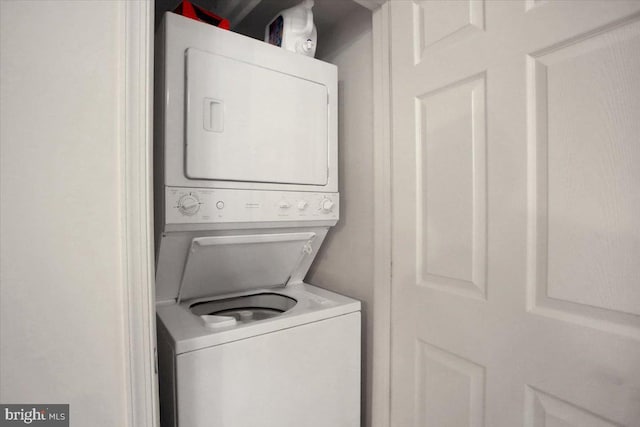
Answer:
(265, 0, 317, 57)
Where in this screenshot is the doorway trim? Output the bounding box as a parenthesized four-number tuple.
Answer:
(119, 1, 394, 426)
(372, 3, 392, 427)
(121, 1, 158, 426)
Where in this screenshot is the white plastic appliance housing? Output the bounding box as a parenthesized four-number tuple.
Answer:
(155, 228, 362, 427)
(157, 283, 361, 427)
(265, 0, 318, 57)
(154, 12, 358, 427)
(155, 12, 337, 194)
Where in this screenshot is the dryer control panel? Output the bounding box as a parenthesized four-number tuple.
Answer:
(165, 187, 339, 224)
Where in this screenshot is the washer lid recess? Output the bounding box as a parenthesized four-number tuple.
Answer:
(177, 232, 316, 303)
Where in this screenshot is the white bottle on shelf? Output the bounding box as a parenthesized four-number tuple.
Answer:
(265, 0, 317, 57)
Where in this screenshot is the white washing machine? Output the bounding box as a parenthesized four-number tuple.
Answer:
(154, 12, 360, 427)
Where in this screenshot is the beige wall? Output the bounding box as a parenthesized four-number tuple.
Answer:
(0, 2, 130, 425)
(308, 6, 375, 427)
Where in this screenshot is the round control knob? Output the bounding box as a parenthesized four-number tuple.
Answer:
(297, 201, 308, 210)
(178, 194, 200, 216)
(321, 198, 334, 213)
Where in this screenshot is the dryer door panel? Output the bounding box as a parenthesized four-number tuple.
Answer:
(185, 48, 329, 185)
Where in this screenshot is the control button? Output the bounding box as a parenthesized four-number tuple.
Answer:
(297, 201, 308, 210)
(178, 194, 200, 216)
(279, 201, 291, 209)
(216, 201, 225, 210)
(321, 198, 335, 213)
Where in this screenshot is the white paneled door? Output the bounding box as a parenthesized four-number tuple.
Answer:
(389, 1, 640, 426)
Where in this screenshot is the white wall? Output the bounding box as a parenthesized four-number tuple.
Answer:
(0, 2, 131, 425)
(308, 7, 375, 427)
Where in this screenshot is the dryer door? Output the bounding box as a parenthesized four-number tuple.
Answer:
(185, 48, 329, 186)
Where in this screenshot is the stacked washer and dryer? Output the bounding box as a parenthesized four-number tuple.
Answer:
(154, 12, 361, 427)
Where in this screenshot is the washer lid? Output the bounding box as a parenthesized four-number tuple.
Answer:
(177, 232, 316, 303)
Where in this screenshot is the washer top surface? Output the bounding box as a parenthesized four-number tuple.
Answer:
(157, 283, 360, 354)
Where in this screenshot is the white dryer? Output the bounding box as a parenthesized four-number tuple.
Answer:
(154, 12, 360, 427)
